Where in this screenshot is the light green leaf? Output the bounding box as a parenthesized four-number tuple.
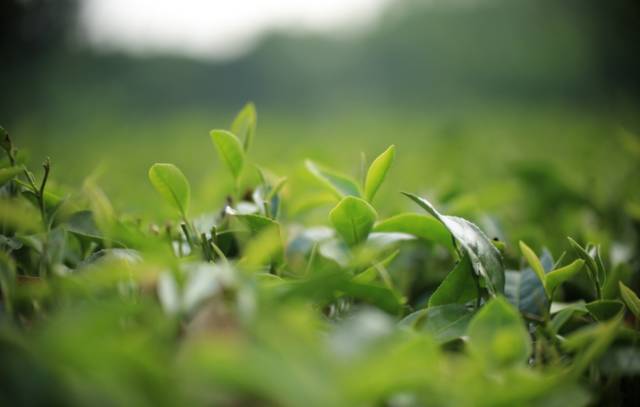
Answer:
(519, 241, 547, 293)
(148, 163, 191, 218)
(403, 192, 505, 295)
(305, 160, 361, 199)
(546, 259, 585, 294)
(231, 102, 257, 152)
(363, 145, 395, 203)
(467, 296, 531, 368)
(329, 196, 377, 247)
(0, 166, 23, 187)
(619, 282, 640, 320)
(373, 213, 454, 250)
(210, 129, 245, 180)
(429, 255, 478, 307)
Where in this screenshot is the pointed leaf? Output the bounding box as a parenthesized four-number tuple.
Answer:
(586, 300, 624, 321)
(231, 102, 257, 152)
(373, 213, 454, 250)
(519, 241, 547, 293)
(429, 255, 478, 307)
(364, 145, 395, 202)
(403, 192, 505, 295)
(148, 163, 190, 218)
(305, 160, 361, 199)
(467, 296, 531, 368)
(210, 129, 245, 180)
(546, 259, 585, 294)
(619, 282, 640, 320)
(329, 196, 377, 247)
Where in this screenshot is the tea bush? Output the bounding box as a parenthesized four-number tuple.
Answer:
(0, 105, 639, 406)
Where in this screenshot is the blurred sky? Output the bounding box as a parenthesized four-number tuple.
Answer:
(80, 0, 394, 60)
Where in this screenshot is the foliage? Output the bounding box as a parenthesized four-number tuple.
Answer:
(0, 106, 639, 406)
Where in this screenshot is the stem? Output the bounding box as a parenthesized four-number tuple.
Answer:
(39, 158, 51, 230)
(180, 223, 194, 251)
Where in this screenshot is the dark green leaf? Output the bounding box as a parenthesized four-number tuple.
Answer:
(586, 300, 624, 321)
(619, 281, 640, 319)
(429, 255, 478, 307)
(403, 192, 505, 295)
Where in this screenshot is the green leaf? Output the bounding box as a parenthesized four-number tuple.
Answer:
(403, 192, 505, 295)
(231, 102, 257, 152)
(505, 250, 553, 319)
(0, 166, 23, 187)
(568, 237, 601, 295)
(329, 196, 377, 247)
(416, 304, 475, 344)
(229, 210, 280, 235)
(550, 302, 588, 334)
(373, 213, 454, 250)
(353, 249, 399, 284)
(342, 280, 404, 315)
(148, 163, 191, 218)
(363, 145, 395, 203)
(210, 129, 245, 180)
(586, 300, 624, 321)
(619, 282, 640, 320)
(519, 241, 547, 293)
(546, 259, 585, 294)
(305, 160, 361, 199)
(467, 297, 531, 368)
(429, 255, 478, 307)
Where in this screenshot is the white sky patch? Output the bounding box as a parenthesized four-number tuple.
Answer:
(79, 0, 393, 60)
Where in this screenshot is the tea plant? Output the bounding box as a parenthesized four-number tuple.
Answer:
(0, 105, 639, 406)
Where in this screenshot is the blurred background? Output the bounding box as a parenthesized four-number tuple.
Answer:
(1, 0, 640, 240)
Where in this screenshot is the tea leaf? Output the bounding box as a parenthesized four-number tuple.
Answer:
(403, 192, 505, 295)
(619, 282, 640, 320)
(467, 296, 531, 368)
(305, 160, 361, 199)
(210, 129, 245, 180)
(505, 249, 553, 319)
(148, 163, 191, 219)
(329, 196, 377, 247)
(231, 102, 257, 152)
(373, 213, 454, 250)
(363, 145, 395, 203)
(429, 255, 478, 307)
(519, 241, 547, 293)
(417, 304, 475, 344)
(586, 300, 624, 321)
(546, 259, 585, 294)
